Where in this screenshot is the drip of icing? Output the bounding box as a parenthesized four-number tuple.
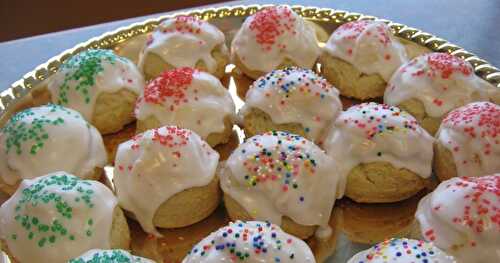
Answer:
(69, 249, 155, 263)
(384, 53, 495, 118)
(48, 49, 144, 121)
(415, 175, 500, 263)
(231, 6, 321, 73)
(0, 172, 117, 263)
(114, 126, 219, 236)
(347, 238, 456, 263)
(436, 102, 500, 178)
(220, 131, 338, 236)
(139, 15, 227, 73)
(182, 221, 316, 263)
(134, 67, 236, 139)
(323, 103, 434, 197)
(0, 104, 107, 185)
(324, 20, 408, 81)
(241, 67, 342, 142)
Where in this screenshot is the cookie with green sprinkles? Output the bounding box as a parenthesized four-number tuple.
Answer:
(69, 249, 154, 263)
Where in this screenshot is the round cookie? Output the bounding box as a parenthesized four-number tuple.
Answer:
(384, 52, 496, 135)
(0, 104, 107, 195)
(0, 172, 130, 263)
(48, 49, 144, 134)
(415, 174, 500, 263)
(219, 131, 338, 239)
(182, 221, 316, 263)
(231, 6, 321, 79)
(320, 20, 408, 100)
(69, 249, 154, 263)
(323, 102, 434, 203)
(138, 15, 229, 80)
(347, 238, 455, 263)
(240, 67, 342, 143)
(134, 67, 235, 147)
(434, 102, 500, 181)
(114, 126, 220, 236)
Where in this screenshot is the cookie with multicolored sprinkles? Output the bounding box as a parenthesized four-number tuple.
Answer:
(0, 172, 130, 263)
(0, 104, 107, 195)
(219, 131, 338, 239)
(231, 6, 321, 79)
(47, 49, 144, 134)
(434, 102, 500, 181)
(416, 174, 500, 263)
(240, 67, 342, 143)
(182, 220, 316, 263)
(323, 102, 434, 203)
(347, 238, 455, 263)
(69, 249, 154, 263)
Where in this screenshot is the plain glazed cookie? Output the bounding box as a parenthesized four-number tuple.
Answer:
(219, 131, 338, 239)
(0, 104, 107, 195)
(182, 221, 316, 263)
(323, 103, 434, 203)
(0, 172, 130, 263)
(47, 49, 144, 134)
(69, 249, 155, 263)
(231, 6, 321, 79)
(384, 52, 496, 135)
(114, 126, 220, 236)
(415, 175, 500, 263)
(347, 238, 456, 263)
(434, 102, 500, 181)
(320, 20, 408, 100)
(240, 67, 342, 143)
(134, 67, 236, 147)
(138, 15, 229, 80)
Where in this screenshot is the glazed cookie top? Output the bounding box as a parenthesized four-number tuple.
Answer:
(114, 126, 219, 236)
(436, 102, 500, 178)
(0, 172, 118, 263)
(324, 20, 408, 81)
(220, 131, 338, 237)
(241, 67, 342, 142)
(323, 103, 434, 196)
(415, 175, 500, 263)
(384, 53, 495, 118)
(139, 15, 227, 73)
(182, 221, 316, 263)
(69, 249, 155, 263)
(0, 104, 107, 185)
(48, 49, 144, 121)
(134, 67, 236, 139)
(347, 238, 456, 263)
(231, 6, 321, 73)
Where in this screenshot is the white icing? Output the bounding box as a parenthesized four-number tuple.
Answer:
(134, 68, 236, 139)
(0, 105, 107, 186)
(114, 126, 219, 236)
(384, 52, 495, 118)
(220, 131, 338, 236)
(48, 49, 144, 121)
(0, 172, 117, 263)
(69, 249, 155, 263)
(415, 175, 500, 263)
(241, 67, 342, 142)
(323, 103, 434, 197)
(436, 102, 500, 178)
(139, 16, 228, 74)
(347, 238, 456, 263)
(182, 221, 316, 263)
(231, 6, 321, 73)
(324, 20, 408, 81)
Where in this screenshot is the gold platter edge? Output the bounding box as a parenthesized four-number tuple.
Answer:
(1, 4, 499, 115)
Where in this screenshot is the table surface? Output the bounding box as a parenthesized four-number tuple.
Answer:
(1, 0, 499, 90)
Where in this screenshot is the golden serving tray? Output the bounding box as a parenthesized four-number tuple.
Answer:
(1, 4, 499, 263)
